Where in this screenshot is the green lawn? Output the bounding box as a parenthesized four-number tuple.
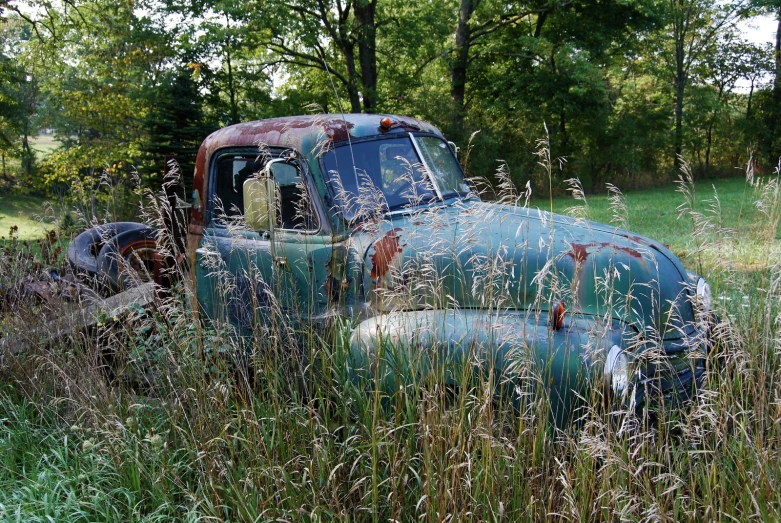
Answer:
(545, 176, 768, 253)
(0, 135, 62, 240)
(1, 173, 773, 248)
(0, 193, 57, 240)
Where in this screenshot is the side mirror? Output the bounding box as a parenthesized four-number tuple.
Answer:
(243, 177, 277, 232)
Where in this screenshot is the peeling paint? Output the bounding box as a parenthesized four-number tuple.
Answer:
(370, 228, 403, 279)
(609, 244, 643, 259)
(567, 242, 642, 262)
(568, 243, 590, 263)
(324, 119, 355, 143)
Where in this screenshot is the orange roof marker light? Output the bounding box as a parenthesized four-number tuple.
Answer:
(379, 117, 393, 130)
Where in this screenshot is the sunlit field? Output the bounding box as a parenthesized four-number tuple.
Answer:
(0, 193, 55, 240)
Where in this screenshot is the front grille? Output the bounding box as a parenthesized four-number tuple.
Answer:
(630, 332, 711, 412)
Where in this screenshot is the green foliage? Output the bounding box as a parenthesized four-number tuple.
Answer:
(140, 67, 215, 188)
(0, 14, 38, 186)
(2, 0, 778, 199)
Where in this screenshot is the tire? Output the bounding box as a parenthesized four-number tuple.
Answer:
(96, 227, 159, 292)
(67, 222, 147, 277)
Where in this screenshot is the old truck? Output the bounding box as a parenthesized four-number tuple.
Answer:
(178, 113, 717, 424)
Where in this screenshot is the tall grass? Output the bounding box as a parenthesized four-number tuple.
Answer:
(1, 147, 780, 522)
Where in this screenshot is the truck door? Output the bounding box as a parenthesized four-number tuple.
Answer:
(194, 151, 276, 332)
(260, 159, 332, 320)
(195, 150, 332, 333)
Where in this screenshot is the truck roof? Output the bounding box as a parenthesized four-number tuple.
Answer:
(199, 113, 440, 155)
(191, 114, 443, 226)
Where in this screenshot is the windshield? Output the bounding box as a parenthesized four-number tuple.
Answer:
(414, 136, 468, 199)
(321, 135, 469, 221)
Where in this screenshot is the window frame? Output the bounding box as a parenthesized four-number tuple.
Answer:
(207, 147, 324, 235)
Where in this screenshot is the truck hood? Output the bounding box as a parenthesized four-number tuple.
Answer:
(351, 199, 694, 340)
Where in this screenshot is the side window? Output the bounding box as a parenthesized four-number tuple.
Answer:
(272, 162, 318, 231)
(214, 156, 262, 220)
(212, 153, 318, 231)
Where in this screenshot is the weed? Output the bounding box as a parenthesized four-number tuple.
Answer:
(0, 147, 780, 522)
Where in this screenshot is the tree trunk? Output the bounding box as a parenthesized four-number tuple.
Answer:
(451, 0, 475, 137)
(534, 10, 548, 38)
(704, 123, 712, 175)
(21, 131, 32, 177)
(704, 88, 723, 177)
(775, 11, 781, 95)
(772, 12, 781, 164)
(225, 43, 239, 124)
(559, 109, 567, 150)
(225, 15, 239, 124)
(674, 38, 686, 171)
(354, 0, 378, 113)
(341, 40, 362, 113)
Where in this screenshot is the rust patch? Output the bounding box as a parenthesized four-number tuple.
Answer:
(370, 228, 403, 278)
(568, 243, 590, 263)
(325, 119, 355, 143)
(192, 145, 207, 225)
(568, 242, 642, 262)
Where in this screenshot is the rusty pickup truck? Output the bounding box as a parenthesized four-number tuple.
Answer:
(185, 114, 716, 424)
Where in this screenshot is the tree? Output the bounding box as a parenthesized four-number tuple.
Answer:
(448, 0, 551, 138)
(257, 0, 381, 113)
(451, 0, 663, 191)
(744, 1, 781, 163)
(699, 31, 752, 173)
(445, 0, 661, 142)
(0, 12, 38, 182)
(15, 0, 175, 191)
(354, 0, 378, 112)
(168, 1, 274, 125)
(664, 0, 745, 169)
(142, 67, 214, 187)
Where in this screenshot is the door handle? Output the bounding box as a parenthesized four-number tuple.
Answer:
(195, 248, 220, 257)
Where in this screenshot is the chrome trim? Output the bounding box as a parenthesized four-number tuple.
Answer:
(409, 133, 444, 201)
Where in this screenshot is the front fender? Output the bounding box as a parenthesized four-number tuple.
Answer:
(349, 309, 628, 424)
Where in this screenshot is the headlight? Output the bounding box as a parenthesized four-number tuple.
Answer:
(604, 344, 628, 398)
(696, 277, 712, 312)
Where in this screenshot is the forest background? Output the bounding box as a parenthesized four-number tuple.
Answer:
(1, 0, 780, 200)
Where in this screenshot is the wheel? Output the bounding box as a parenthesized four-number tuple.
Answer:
(96, 227, 159, 292)
(67, 222, 147, 277)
